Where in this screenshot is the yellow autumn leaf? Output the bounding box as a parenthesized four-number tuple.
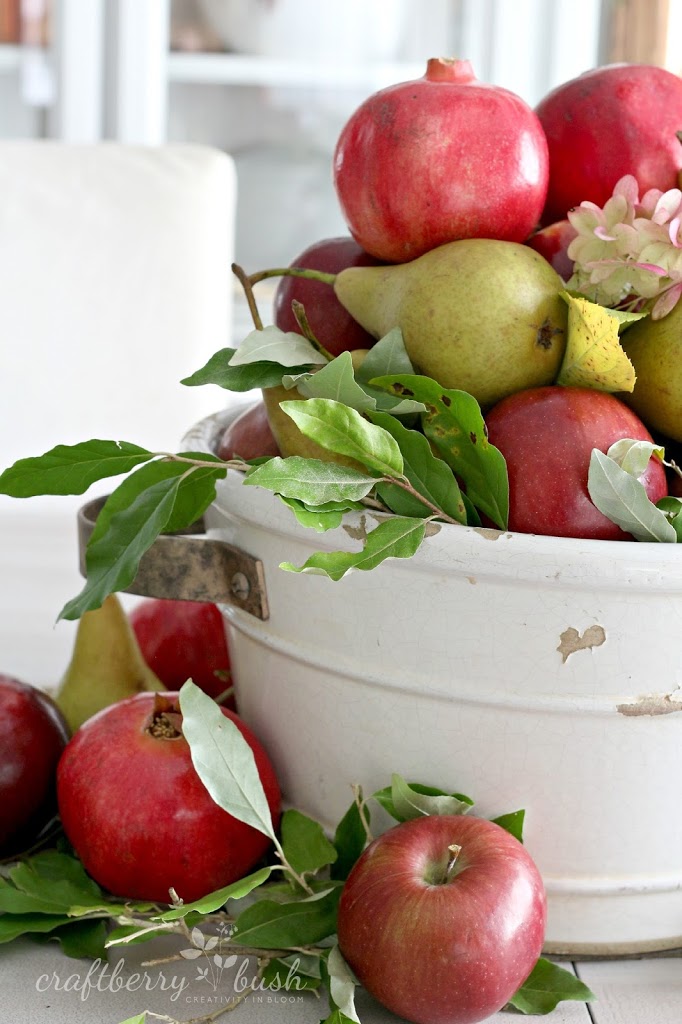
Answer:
(556, 292, 636, 393)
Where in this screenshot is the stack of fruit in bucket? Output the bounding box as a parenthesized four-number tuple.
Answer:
(2, 57, 682, 1024)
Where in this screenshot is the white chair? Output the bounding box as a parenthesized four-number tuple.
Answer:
(0, 142, 237, 687)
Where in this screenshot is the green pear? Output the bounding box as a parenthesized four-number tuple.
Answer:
(620, 300, 682, 442)
(262, 385, 363, 469)
(56, 594, 163, 731)
(333, 239, 568, 408)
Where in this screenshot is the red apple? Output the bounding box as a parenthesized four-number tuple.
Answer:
(334, 58, 548, 262)
(0, 675, 69, 855)
(536, 63, 682, 224)
(485, 386, 668, 540)
(57, 692, 281, 903)
(525, 220, 577, 281)
(272, 236, 381, 357)
(337, 815, 546, 1024)
(216, 401, 280, 462)
(130, 599, 233, 703)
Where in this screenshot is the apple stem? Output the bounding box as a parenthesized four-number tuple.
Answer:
(232, 263, 264, 330)
(446, 843, 462, 880)
(248, 266, 337, 288)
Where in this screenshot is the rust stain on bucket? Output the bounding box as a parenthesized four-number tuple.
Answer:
(557, 625, 606, 663)
(617, 693, 682, 717)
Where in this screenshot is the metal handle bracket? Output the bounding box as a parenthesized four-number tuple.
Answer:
(78, 497, 269, 620)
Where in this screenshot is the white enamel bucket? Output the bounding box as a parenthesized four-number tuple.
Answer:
(183, 410, 682, 956)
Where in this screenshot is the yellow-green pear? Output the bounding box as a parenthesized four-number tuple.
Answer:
(620, 300, 682, 442)
(262, 385, 363, 469)
(56, 594, 163, 731)
(333, 239, 568, 408)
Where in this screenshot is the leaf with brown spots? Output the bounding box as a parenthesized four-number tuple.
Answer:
(369, 374, 508, 529)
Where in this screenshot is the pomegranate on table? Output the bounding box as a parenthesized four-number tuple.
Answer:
(57, 691, 281, 903)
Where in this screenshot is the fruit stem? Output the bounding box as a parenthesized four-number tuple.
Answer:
(232, 263, 264, 330)
(446, 843, 462, 880)
(291, 299, 335, 362)
(248, 266, 337, 287)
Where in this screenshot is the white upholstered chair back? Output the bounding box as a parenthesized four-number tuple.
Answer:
(0, 142, 237, 686)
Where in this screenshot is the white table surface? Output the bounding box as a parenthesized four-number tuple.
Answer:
(1, 937, 680, 1024)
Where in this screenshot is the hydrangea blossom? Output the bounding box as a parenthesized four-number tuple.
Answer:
(567, 174, 682, 319)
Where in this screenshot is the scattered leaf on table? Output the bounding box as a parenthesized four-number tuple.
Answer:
(332, 792, 369, 881)
(557, 292, 636, 392)
(373, 777, 473, 822)
(232, 886, 341, 948)
(281, 809, 338, 875)
(179, 680, 275, 840)
(491, 809, 525, 843)
(327, 945, 361, 1023)
(155, 867, 272, 922)
(508, 958, 595, 1014)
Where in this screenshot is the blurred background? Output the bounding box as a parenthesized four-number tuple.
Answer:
(1, 0, 679, 273)
(0, 0, 680, 688)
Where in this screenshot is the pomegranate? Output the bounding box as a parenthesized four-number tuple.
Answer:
(536, 63, 682, 224)
(333, 57, 549, 263)
(57, 692, 281, 903)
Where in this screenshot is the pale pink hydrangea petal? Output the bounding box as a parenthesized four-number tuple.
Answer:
(594, 225, 618, 241)
(669, 216, 682, 248)
(567, 205, 603, 234)
(613, 174, 640, 204)
(652, 188, 682, 224)
(638, 187, 665, 217)
(652, 281, 682, 319)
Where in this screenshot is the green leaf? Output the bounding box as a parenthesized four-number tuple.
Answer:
(278, 496, 348, 532)
(179, 680, 275, 840)
(60, 463, 225, 620)
(508, 958, 595, 1014)
(155, 867, 272, 921)
(296, 352, 377, 412)
(354, 328, 426, 415)
(373, 779, 474, 822)
(371, 374, 508, 529)
(0, 440, 153, 497)
(281, 398, 404, 476)
(115, 1016, 147, 1024)
(368, 412, 467, 523)
(320, 1011, 356, 1024)
(232, 886, 341, 949)
(391, 773, 473, 820)
(0, 913, 73, 944)
(182, 347, 311, 391)
(245, 456, 377, 505)
(0, 880, 70, 916)
(606, 438, 665, 477)
(656, 496, 682, 540)
(48, 918, 109, 960)
(491, 809, 525, 843)
(281, 516, 426, 581)
(281, 809, 338, 875)
(327, 945, 360, 1022)
(229, 326, 328, 367)
(331, 792, 369, 881)
(587, 449, 677, 543)
(261, 957, 322, 992)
